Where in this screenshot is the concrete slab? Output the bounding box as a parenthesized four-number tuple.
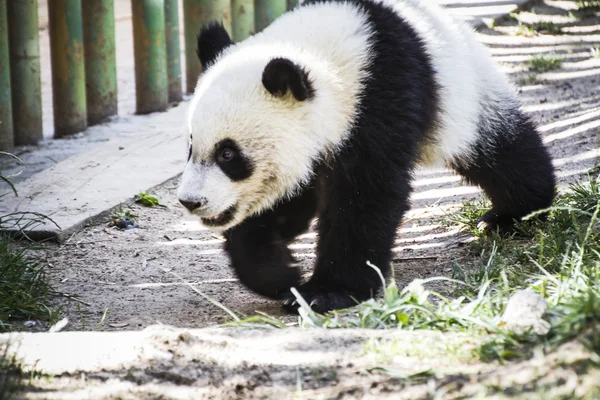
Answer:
(0, 0, 533, 242)
(0, 104, 188, 242)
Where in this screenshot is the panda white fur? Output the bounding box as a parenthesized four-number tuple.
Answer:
(177, 0, 556, 313)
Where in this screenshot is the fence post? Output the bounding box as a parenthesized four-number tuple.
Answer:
(287, 0, 298, 11)
(48, 0, 87, 137)
(0, 0, 12, 150)
(82, 0, 117, 125)
(254, 0, 286, 32)
(131, 0, 168, 114)
(232, 0, 254, 42)
(183, 0, 232, 94)
(165, 0, 182, 103)
(7, 0, 43, 146)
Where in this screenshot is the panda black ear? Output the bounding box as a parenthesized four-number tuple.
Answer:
(196, 22, 234, 69)
(262, 58, 315, 101)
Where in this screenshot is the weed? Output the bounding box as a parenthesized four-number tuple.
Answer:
(76, 301, 86, 330)
(516, 22, 537, 37)
(110, 206, 136, 221)
(517, 74, 538, 85)
(528, 54, 562, 72)
(97, 308, 108, 330)
(532, 21, 563, 35)
(590, 46, 600, 59)
(574, 1, 600, 18)
(134, 191, 163, 208)
(575, 1, 600, 10)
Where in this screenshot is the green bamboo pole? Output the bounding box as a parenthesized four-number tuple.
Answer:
(254, 0, 286, 32)
(232, 0, 254, 42)
(82, 0, 117, 125)
(0, 0, 12, 150)
(7, 0, 43, 146)
(286, 0, 298, 11)
(165, 0, 182, 102)
(183, 0, 232, 94)
(48, 0, 87, 137)
(131, 0, 168, 114)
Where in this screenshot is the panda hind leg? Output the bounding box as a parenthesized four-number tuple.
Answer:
(452, 111, 556, 234)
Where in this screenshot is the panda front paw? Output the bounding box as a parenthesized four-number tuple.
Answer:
(282, 285, 366, 314)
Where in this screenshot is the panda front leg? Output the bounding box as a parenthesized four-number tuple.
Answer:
(223, 185, 318, 300)
(284, 170, 413, 314)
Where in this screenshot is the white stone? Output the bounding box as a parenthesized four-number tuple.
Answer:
(500, 290, 550, 335)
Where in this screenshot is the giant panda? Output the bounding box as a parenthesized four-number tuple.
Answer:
(177, 0, 556, 313)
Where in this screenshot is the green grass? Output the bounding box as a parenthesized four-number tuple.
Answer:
(532, 21, 563, 35)
(518, 74, 538, 86)
(516, 22, 537, 37)
(0, 153, 60, 333)
(0, 152, 60, 396)
(528, 54, 562, 72)
(513, 20, 563, 36)
(575, 0, 600, 10)
(0, 240, 60, 332)
(574, 1, 600, 18)
(591, 46, 600, 59)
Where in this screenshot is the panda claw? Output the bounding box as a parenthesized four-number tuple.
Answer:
(283, 298, 297, 307)
(477, 220, 488, 232)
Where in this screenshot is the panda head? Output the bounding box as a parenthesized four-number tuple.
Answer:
(177, 23, 319, 232)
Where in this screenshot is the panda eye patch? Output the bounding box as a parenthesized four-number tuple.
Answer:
(214, 139, 253, 181)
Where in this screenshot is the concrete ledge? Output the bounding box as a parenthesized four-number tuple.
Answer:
(0, 104, 188, 242)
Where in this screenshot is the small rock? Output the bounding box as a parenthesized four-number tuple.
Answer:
(499, 290, 550, 335)
(115, 218, 139, 230)
(24, 320, 36, 328)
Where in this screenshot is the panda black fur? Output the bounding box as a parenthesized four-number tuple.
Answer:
(178, 0, 556, 313)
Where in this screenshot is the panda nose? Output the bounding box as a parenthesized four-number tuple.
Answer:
(179, 197, 207, 211)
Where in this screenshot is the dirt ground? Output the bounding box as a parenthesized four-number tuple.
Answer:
(5, 325, 599, 399)
(3, 0, 600, 398)
(32, 0, 600, 335)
